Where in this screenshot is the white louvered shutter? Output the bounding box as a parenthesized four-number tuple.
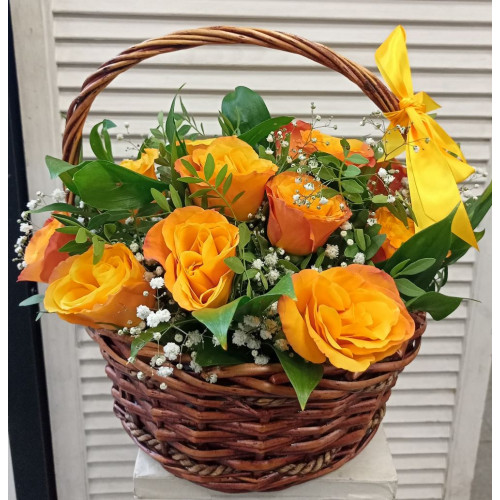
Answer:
(15, 1, 492, 499)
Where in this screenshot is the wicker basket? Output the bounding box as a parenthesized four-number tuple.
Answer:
(63, 27, 426, 493)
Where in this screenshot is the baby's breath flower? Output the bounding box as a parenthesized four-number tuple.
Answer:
(266, 134, 274, 143)
(189, 359, 202, 374)
(340, 221, 352, 230)
(146, 312, 161, 328)
(156, 309, 171, 323)
(160, 382, 167, 390)
(143, 291, 149, 297)
(340, 262, 348, 268)
(340, 230, 347, 237)
(26, 200, 38, 210)
(163, 342, 180, 361)
(243, 315, 261, 328)
(387, 195, 396, 203)
(149, 277, 165, 290)
(135, 252, 144, 262)
(158, 366, 174, 377)
(346, 239, 354, 246)
(254, 354, 269, 365)
(174, 333, 183, 343)
(252, 259, 263, 270)
(274, 339, 289, 351)
(20, 223, 33, 234)
(51, 188, 66, 202)
(264, 252, 279, 267)
(325, 244, 339, 259)
(153, 331, 162, 341)
(304, 182, 315, 191)
(137, 371, 145, 380)
(265, 147, 273, 155)
(208, 374, 218, 384)
(155, 266, 164, 276)
(267, 269, 280, 284)
(353, 252, 366, 264)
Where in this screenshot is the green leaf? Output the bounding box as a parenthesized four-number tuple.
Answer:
(273, 348, 323, 410)
(342, 179, 364, 194)
(215, 164, 229, 188)
(129, 329, 155, 362)
(365, 234, 386, 260)
(73, 160, 168, 210)
(371, 194, 388, 204)
(92, 236, 105, 264)
(87, 210, 131, 230)
(59, 240, 92, 255)
(231, 191, 245, 204)
(45, 156, 81, 179)
(181, 159, 199, 177)
(221, 86, 271, 134)
(383, 205, 459, 289)
(389, 258, 410, 277)
(75, 227, 88, 244)
(19, 294, 45, 307)
(224, 257, 246, 274)
(204, 154, 215, 181)
(222, 172, 233, 194)
(342, 165, 362, 177)
(195, 342, 253, 367)
(398, 258, 436, 276)
(346, 154, 369, 165)
(238, 223, 251, 249)
(192, 296, 250, 350)
(30, 202, 83, 215)
(52, 213, 82, 227)
(406, 292, 463, 320)
(395, 278, 426, 298)
(151, 188, 171, 212)
(169, 185, 183, 209)
(278, 259, 300, 273)
(354, 229, 366, 251)
(321, 187, 340, 199)
(89, 120, 116, 162)
(235, 274, 296, 319)
(103, 223, 117, 240)
(238, 116, 294, 146)
(344, 244, 360, 258)
(178, 177, 201, 184)
(56, 226, 80, 235)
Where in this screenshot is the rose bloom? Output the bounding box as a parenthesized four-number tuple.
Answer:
(143, 206, 239, 311)
(44, 243, 154, 329)
(174, 136, 277, 221)
(183, 138, 215, 154)
(266, 171, 351, 255)
(120, 148, 159, 179)
(278, 265, 415, 372)
(282, 120, 375, 167)
(372, 207, 415, 262)
(18, 217, 74, 283)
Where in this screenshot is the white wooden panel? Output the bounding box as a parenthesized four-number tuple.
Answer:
(16, 1, 491, 499)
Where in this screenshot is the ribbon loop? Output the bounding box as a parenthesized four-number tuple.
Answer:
(375, 26, 477, 249)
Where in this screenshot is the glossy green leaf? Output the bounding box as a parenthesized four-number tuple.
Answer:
(151, 188, 171, 212)
(274, 348, 323, 410)
(192, 296, 250, 350)
(89, 119, 116, 162)
(346, 154, 369, 165)
(238, 223, 251, 249)
(195, 342, 253, 367)
(75, 227, 88, 244)
(221, 86, 271, 134)
(342, 179, 364, 194)
(92, 236, 105, 264)
(395, 278, 426, 298)
(235, 274, 296, 319)
(406, 291, 463, 320)
(73, 160, 168, 210)
(383, 205, 459, 289)
(398, 258, 436, 276)
(238, 115, 294, 146)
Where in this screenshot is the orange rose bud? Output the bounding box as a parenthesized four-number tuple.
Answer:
(120, 148, 159, 179)
(278, 265, 415, 372)
(143, 206, 239, 311)
(174, 136, 277, 221)
(266, 171, 351, 255)
(18, 218, 74, 283)
(44, 243, 154, 329)
(372, 207, 415, 262)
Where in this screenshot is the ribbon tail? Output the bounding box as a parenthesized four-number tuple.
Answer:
(406, 128, 477, 249)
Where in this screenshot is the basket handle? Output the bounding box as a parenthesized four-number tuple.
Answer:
(62, 26, 399, 165)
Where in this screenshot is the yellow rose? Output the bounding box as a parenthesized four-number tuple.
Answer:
(174, 136, 277, 221)
(183, 138, 215, 154)
(44, 243, 155, 328)
(143, 206, 239, 311)
(278, 265, 415, 372)
(120, 148, 159, 179)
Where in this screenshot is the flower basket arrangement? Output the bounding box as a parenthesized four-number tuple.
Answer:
(16, 26, 491, 493)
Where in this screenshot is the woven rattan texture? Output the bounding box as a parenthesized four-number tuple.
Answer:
(87, 312, 425, 493)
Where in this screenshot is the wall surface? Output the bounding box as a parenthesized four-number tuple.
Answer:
(11, 1, 492, 499)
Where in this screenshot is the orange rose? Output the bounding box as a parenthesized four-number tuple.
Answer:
(183, 138, 215, 154)
(266, 171, 351, 255)
(143, 206, 239, 311)
(278, 265, 415, 372)
(44, 243, 154, 328)
(120, 148, 159, 179)
(18, 218, 74, 283)
(278, 120, 311, 156)
(174, 136, 277, 221)
(372, 207, 415, 262)
(283, 121, 375, 167)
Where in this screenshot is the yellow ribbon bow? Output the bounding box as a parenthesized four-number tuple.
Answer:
(375, 25, 477, 248)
